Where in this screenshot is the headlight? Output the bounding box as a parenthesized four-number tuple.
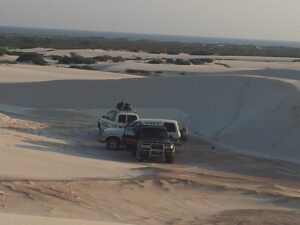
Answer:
(166, 144, 175, 150)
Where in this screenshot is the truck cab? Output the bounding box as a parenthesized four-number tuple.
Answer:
(98, 109, 139, 132)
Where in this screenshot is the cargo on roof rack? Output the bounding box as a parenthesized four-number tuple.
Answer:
(116, 101, 133, 111)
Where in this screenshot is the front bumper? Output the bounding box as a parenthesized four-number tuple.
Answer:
(138, 143, 175, 158)
(98, 133, 107, 143)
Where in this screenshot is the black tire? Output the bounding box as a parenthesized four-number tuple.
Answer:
(98, 122, 102, 133)
(106, 137, 120, 150)
(165, 155, 174, 163)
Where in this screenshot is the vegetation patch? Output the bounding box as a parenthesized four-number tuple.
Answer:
(2, 34, 300, 58)
(58, 53, 96, 64)
(93, 55, 124, 63)
(69, 65, 96, 70)
(0, 47, 6, 56)
(147, 57, 214, 65)
(148, 58, 165, 64)
(16, 52, 47, 65)
(189, 58, 214, 65)
(125, 69, 152, 76)
(173, 58, 192, 65)
(215, 62, 231, 68)
(50, 55, 63, 61)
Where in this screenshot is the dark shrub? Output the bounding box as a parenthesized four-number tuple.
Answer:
(215, 62, 231, 68)
(69, 65, 96, 70)
(93, 55, 124, 63)
(189, 58, 214, 65)
(16, 52, 47, 65)
(148, 58, 164, 64)
(50, 55, 63, 61)
(174, 59, 192, 65)
(132, 56, 143, 61)
(125, 69, 151, 76)
(165, 58, 175, 64)
(0, 47, 6, 56)
(58, 53, 96, 64)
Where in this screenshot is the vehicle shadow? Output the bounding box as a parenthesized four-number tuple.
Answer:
(9, 121, 138, 164)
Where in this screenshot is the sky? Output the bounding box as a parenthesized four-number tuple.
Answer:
(0, 0, 299, 42)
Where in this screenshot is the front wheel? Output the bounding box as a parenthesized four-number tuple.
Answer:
(106, 137, 120, 150)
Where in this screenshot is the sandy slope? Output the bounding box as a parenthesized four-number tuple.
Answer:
(0, 111, 145, 180)
(0, 62, 300, 224)
(0, 64, 139, 83)
(0, 213, 131, 225)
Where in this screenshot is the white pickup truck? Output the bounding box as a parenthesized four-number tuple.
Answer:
(97, 109, 139, 132)
(99, 119, 184, 149)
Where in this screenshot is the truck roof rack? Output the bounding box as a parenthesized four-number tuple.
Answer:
(115, 102, 135, 112)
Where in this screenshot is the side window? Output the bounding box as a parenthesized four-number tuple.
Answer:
(118, 115, 126, 123)
(110, 111, 117, 121)
(127, 115, 138, 124)
(164, 123, 176, 132)
(125, 126, 135, 136)
(106, 111, 112, 119)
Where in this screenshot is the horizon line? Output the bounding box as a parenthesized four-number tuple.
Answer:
(1, 25, 300, 46)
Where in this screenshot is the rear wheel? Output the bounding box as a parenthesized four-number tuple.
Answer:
(106, 137, 120, 150)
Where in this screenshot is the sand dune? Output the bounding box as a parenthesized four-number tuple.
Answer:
(0, 70, 299, 162)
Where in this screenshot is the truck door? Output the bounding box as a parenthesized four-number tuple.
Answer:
(123, 126, 138, 146)
(117, 114, 127, 128)
(102, 111, 112, 129)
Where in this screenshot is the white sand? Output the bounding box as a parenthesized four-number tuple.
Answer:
(0, 213, 131, 225)
(0, 64, 139, 83)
